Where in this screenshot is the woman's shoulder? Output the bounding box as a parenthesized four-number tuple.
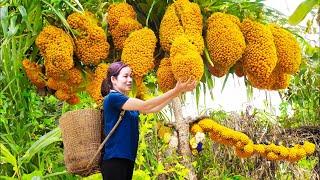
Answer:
(108, 91, 127, 98)
(104, 91, 129, 106)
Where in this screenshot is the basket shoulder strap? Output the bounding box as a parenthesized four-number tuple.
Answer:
(102, 110, 125, 141)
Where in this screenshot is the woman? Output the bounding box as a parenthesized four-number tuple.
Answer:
(100, 61, 197, 180)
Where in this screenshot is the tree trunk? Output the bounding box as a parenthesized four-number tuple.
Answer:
(172, 97, 197, 180)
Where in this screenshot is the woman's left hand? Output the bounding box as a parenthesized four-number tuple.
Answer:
(174, 78, 197, 93)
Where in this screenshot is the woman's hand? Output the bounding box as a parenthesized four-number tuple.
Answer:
(174, 78, 197, 93)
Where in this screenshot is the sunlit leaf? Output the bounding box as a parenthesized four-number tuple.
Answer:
(288, 0, 318, 25)
(20, 128, 61, 164)
(0, 143, 18, 169)
(133, 169, 151, 180)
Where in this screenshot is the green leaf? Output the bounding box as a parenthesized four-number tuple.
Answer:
(0, 176, 16, 180)
(204, 48, 213, 66)
(8, 16, 19, 36)
(19, 127, 61, 164)
(62, 0, 82, 13)
(202, 82, 207, 105)
(146, 0, 159, 27)
(195, 84, 200, 111)
(245, 78, 253, 101)
(204, 65, 215, 100)
(221, 73, 229, 93)
(81, 173, 102, 180)
(155, 162, 167, 175)
(17, 6, 27, 17)
(133, 169, 151, 180)
(72, 0, 84, 11)
(288, 0, 318, 25)
(298, 156, 318, 170)
(0, 6, 9, 37)
(0, 143, 18, 170)
(22, 170, 42, 180)
(41, 0, 73, 33)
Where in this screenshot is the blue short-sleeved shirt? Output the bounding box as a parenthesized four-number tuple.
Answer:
(102, 91, 139, 161)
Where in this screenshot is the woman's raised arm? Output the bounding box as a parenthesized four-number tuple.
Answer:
(122, 79, 197, 113)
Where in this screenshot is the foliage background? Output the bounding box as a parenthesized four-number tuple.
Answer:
(0, 0, 319, 179)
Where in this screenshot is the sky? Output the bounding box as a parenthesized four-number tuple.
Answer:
(264, 0, 301, 16)
(264, 0, 320, 45)
(178, 0, 319, 119)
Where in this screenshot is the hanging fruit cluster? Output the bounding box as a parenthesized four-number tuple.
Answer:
(67, 11, 110, 65)
(86, 63, 109, 104)
(107, 3, 157, 100)
(22, 59, 46, 90)
(206, 12, 301, 90)
(206, 13, 246, 77)
(190, 118, 316, 162)
(33, 25, 83, 104)
(157, 0, 204, 92)
(23, 0, 303, 105)
(22, 11, 111, 105)
(107, 3, 142, 50)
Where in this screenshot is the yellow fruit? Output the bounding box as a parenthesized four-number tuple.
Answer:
(235, 147, 253, 158)
(170, 34, 199, 57)
(107, 3, 136, 30)
(55, 89, 71, 101)
(243, 143, 254, 154)
(159, 4, 184, 52)
(22, 59, 46, 89)
(190, 124, 204, 134)
(253, 144, 265, 154)
(171, 51, 204, 82)
(303, 141, 316, 155)
(279, 146, 289, 159)
(266, 152, 279, 161)
(110, 17, 142, 50)
(134, 77, 149, 100)
(198, 118, 216, 131)
(159, 0, 203, 54)
(207, 62, 229, 77)
(121, 28, 156, 77)
(68, 12, 109, 65)
(241, 19, 278, 89)
(157, 58, 177, 92)
(270, 24, 301, 74)
(36, 25, 74, 78)
(206, 12, 246, 70)
(66, 94, 80, 105)
(86, 63, 109, 104)
(234, 59, 245, 77)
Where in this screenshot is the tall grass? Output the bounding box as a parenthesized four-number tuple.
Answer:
(1, 0, 43, 113)
(0, 0, 83, 178)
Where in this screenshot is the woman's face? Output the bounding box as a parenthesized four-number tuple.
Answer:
(112, 67, 132, 94)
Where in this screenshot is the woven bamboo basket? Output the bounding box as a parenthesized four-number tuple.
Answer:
(59, 108, 101, 176)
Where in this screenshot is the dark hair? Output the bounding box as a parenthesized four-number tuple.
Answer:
(101, 61, 128, 97)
